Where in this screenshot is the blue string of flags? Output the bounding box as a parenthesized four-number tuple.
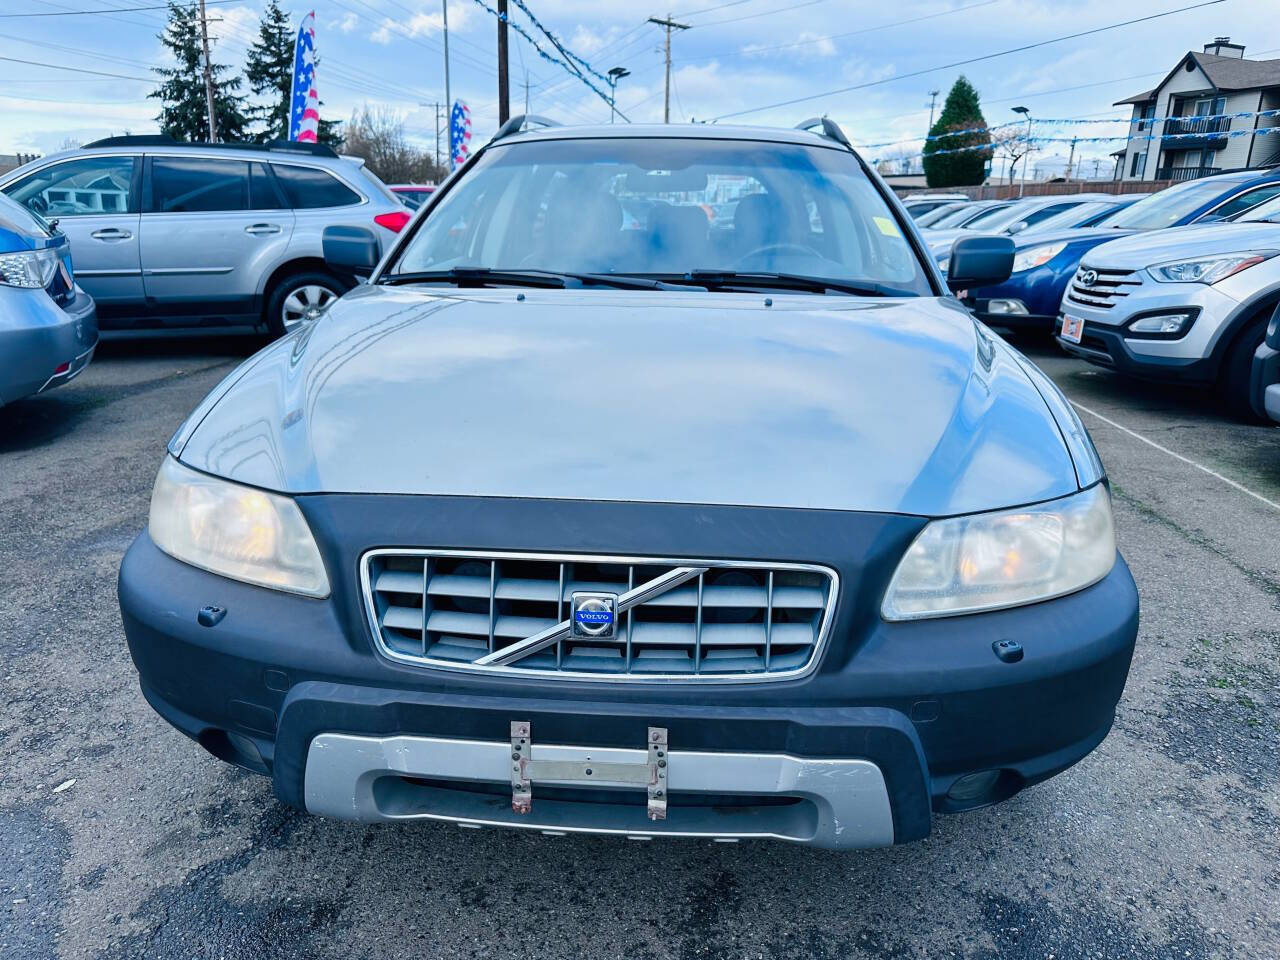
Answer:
(873, 124, 1280, 161)
(853, 109, 1280, 150)
(504, 0, 609, 84)
(465, 0, 620, 115)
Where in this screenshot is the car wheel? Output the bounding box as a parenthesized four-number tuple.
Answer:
(265, 271, 345, 338)
(1217, 310, 1270, 423)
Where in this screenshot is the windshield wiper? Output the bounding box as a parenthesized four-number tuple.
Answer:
(381, 267, 689, 291)
(675, 270, 906, 297)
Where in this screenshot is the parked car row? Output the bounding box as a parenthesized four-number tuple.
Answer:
(909, 169, 1280, 420)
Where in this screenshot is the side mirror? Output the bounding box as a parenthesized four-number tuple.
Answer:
(947, 235, 1014, 292)
(322, 225, 380, 275)
(1007, 220, 1027, 235)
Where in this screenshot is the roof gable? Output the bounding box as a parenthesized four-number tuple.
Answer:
(1115, 50, 1280, 106)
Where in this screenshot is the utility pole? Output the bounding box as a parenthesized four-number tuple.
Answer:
(522, 70, 531, 114)
(435, 102, 442, 172)
(648, 15, 689, 123)
(926, 89, 939, 131)
(496, 0, 510, 124)
(442, 0, 452, 156)
(1066, 136, 1078, 181)
(197, 0, 218, 141)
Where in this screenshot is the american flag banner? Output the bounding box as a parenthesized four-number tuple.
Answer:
(450, 101, 471, 169)
(289, 11, 319, 142)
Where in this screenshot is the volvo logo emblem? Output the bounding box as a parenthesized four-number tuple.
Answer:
(1078, 269, 1099, 287)
(570, 592, 618, 640)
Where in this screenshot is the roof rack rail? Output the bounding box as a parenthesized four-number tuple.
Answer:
(83, 135, 177, 147)
(490, 115, 560, 144)
(795, 117, 852, 149)
(81, 135, 338, 158)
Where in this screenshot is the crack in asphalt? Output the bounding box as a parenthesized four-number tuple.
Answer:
(1109, 483, 1280, 605)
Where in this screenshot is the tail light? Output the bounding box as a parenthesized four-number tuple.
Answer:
(374, 211, 411, 233)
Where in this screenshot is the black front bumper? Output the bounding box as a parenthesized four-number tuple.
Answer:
(119, 494, 1139, 845)
(1056, 321, 1215, 382)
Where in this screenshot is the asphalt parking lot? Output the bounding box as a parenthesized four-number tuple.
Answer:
(1, 332, 1278, 960)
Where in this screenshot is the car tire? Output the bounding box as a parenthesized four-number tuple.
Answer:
(264, 270, 348, 338)
(1217, 310, 1271, 423)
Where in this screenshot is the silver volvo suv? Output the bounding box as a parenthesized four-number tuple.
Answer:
(0, 136, 410, 337)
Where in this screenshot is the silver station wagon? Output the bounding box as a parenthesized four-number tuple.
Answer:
(118, 118, 1138, 849)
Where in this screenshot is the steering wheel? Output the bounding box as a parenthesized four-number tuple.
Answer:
(736, 242, 822, 265)
(28, 195, 48, 216)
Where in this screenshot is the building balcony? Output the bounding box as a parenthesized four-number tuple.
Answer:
(1161, 114, 1232, 149)
(1155, 165, 1223, 182)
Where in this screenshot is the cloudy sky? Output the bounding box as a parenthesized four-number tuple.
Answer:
(0, 0, 1275, 176)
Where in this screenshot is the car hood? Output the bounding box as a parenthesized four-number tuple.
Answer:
(1009, 226, 1140, 251)
(1080, 221, 1280, 270)
(173, 286, 1079, 517)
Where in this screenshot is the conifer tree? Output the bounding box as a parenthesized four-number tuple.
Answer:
(150, 0, 249, 142)
(922, 76, 992, 187)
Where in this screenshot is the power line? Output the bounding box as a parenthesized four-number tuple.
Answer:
(687, 0, 828, 28)
(0, 0, 233, 15)
(673, 0, 1001, 64)
(712, 0, 1228, 120)
(0, 54, 152, 81)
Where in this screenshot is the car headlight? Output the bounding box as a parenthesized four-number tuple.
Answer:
(881, 484, 1115, 620)
(0, 247, 59, 288)
(937, 258, 950, 274)
(1010, 242, 1066, 273)
(148, 456, 330, 598)
(1147, 252, 1275, 284)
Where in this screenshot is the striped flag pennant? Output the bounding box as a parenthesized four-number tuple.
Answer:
(450, 101, 471, 169)
(289, 11, 319, 142)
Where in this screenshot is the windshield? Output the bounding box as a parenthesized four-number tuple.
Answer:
(1025, 200, 1113, 234)
(1232, 193, 1280, 223)
(913, 202, 965, 227)
(954, 203, 1015, 228)
(1091, 178, 1240, 230)
(388, 137, 931, 296)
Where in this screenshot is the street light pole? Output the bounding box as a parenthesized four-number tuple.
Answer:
(607, 67, 630, 123)
(1012, 106, 1032, 197)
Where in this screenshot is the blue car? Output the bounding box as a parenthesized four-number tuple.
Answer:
(117, 119, 1138, 849)
(0, 193, 97, 407)
(960, 169, 1280, 331)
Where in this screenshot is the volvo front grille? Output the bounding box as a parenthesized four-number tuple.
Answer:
(361, 550, 838, 682)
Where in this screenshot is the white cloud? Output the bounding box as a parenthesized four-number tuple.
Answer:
(371, 5, 468, 44)
(334, 12, 359, 34)
(742, 32, 836, 60)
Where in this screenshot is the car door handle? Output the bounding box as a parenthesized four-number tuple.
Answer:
(90, 228, 132, 240)
(244, 223, 282, 235)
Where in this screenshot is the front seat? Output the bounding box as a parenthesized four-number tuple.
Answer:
(733, 192, 789, 258)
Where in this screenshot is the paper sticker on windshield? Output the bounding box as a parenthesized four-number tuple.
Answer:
(873, 216, 902, 238)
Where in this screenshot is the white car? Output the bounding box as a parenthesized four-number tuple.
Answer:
(1057, 195, 1280, 419)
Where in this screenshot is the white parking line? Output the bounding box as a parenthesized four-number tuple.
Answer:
(1070, 399, 1280, 514)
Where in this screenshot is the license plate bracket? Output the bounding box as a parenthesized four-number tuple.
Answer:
(510, 721, 668, 820)
(1060, 313, 1085, 344)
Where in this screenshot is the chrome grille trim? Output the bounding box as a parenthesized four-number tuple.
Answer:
(1066, 266, 1142, 310)
(360, 549, 839, 684)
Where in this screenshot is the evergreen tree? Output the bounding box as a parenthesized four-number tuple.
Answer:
(921, 76, 992, 188)
(244, 1, 341, 145)
(150, 0, 249, 142)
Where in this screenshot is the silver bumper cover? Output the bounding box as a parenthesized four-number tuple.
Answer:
(304, 732, 896, 849)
